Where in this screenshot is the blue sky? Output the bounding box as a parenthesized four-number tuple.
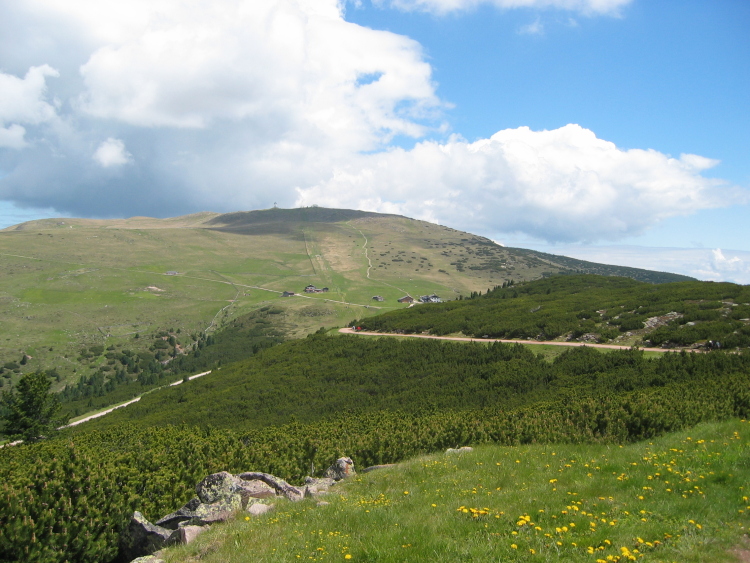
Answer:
(345, 0, 750, 249)
(1, 0, 748, 281)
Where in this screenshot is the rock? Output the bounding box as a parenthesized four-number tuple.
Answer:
(235, 478, 276, 502)
(156, 497, 202, 530)
(446, 446, 473, 454)
(173, 525, 205, 545)
(196, 471, 236, 504)
(237, 471, 305, 502)
(129, 556, 165, 563)
(156, 494, 242, 529)
(324, 457, 356, 480)
(119, 511, 173, 562)
(303, 476, 335, 497)
(246, 502, 275, 516)
(316, 501, 330, 507)
(362, 464, 396, 473)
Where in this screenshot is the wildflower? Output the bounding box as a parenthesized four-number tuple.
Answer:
(511, 544, 518, 549)
(345, 555, 352, 560)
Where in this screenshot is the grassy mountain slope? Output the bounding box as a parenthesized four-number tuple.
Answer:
(0, 207, 692, 392)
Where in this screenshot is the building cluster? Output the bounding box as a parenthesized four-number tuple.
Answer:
(304, 285, 329, 293)
(393, 294, 441, 304)
(281, 285, 440, 304)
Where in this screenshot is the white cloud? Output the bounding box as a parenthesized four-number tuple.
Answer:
(519, 18, 544, 35)
(0, 0, 442, 216)
(295, 124, 745, 243)
(383, 0, 632, 16)
(0, 124, 28, 150)
(71, 0, 440, 150)
(0, 64, 59, 148)
(93, 137, 132, 167)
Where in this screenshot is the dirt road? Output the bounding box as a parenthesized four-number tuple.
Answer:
(338, 327, 674, 353)
(63, 370, 212, 428)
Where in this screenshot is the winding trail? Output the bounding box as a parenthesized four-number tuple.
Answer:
(339, 327, 674, 353)
(62, 370, 213, 428)
(347, 222, 410, 297)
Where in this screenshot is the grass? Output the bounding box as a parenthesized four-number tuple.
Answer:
(0, 214, 566, 388)
(160, 419, 750, 563)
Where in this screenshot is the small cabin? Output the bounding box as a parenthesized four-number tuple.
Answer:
(398, 296, 414, 303)
(282, 291, 295, 297)
(372, 295, 384, 302)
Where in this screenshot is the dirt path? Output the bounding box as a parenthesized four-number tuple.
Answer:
(339, 328, 674, 353)
(347, 222, 410, 296)
(62, 370, 212, 428)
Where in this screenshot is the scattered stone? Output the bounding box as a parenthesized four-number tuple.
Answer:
(173, 525, 205, 545)
(120, 511, 173, 562)
(361, 464, 396, 473)
(156, 494, 242, 529)
(304, 476, 335, 497)
(236, 478, 276, 501)
(125, 456, 356, 560)
(446, 446, 473, 454)
(316, 501, 330, 507)
(196, 471, 236, 504)
(246, 502, 275, 516)
(237, 471, 305, 502)
(324, 457, 356, 480)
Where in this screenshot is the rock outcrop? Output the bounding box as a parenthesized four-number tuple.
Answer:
(122, 457, 356, 563)
(324, 456, 356, 480)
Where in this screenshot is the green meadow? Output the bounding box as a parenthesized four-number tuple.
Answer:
(162, 419, 750, 563)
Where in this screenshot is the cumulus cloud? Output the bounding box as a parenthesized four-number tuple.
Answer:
(0, 0, 741, 246)
(0, 0, 444, 216)
(0, 64, 59, 148)
(93, 138, 132, 167)
(383, 0, 632, 16)
(295, 124, 745, 243)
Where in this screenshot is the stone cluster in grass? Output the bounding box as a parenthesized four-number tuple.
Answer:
(122, 457, 356, 562)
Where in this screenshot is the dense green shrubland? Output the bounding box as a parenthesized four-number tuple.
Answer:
(358, 274, 750, 348)
(69, 334, 750, 432)
(1, 332, 750, 562)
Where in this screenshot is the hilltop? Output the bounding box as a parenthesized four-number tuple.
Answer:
(0, 207, 691, 393)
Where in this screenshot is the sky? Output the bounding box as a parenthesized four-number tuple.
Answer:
(1, 0, 748, 282)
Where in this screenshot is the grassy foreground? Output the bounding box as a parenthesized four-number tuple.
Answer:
(162, 419, 750, 563)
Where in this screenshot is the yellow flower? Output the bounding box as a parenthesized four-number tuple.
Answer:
(511, 544, 518, 549)
(403, 491, 409, 495)
(344, 555, 352, 560)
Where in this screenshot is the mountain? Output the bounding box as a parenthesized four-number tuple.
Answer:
(0, 207, 692, 389)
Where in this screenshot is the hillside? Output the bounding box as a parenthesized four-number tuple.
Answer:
(0, 207, 692, 394)
(358, 274, 750, 350)
(67, 332, 750, 435)
(2, 335, 749, 562)
(161, 419, 750, 563)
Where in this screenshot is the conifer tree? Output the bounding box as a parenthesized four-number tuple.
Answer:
(1, 371, 66, 442)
